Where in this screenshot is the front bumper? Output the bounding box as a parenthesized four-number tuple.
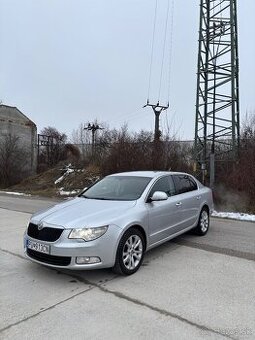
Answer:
(24, 224, 122, 270)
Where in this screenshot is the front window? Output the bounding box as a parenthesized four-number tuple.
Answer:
(80, 176, 152, 201)
(149, 176, 175, 198)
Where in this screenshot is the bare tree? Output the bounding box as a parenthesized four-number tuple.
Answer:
(39, 126, 67, 166)
(215, 111, 255, 213)
(0, 134, 29, 187)
(100, 124, 192, 175)
(71, 123, 91, 159)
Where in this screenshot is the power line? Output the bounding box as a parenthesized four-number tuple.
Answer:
(147, 0, 158, 101)
(158, 0, 171, 102)
(167, 0, 175, 102)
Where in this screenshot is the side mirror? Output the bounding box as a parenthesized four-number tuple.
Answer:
(150, 191, 168, 202)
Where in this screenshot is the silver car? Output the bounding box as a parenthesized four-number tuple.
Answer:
(24, 171, 213, 275)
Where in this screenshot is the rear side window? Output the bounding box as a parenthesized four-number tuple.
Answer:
(172, 175, 198, 194)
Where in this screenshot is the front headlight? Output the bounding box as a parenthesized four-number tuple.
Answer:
(68, 226, 108, 241)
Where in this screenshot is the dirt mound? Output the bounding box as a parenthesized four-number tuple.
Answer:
(9, 164, 101, 197)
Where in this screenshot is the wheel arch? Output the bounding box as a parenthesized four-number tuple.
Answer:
(131, 224, 147, 251)
(119, 224, 147, 251)
(201, 204, 210, 215)
(112, 224, 147, 275)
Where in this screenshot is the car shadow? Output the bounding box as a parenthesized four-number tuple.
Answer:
(26, 231, 201, 285)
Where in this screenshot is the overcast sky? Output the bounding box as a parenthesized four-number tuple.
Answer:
(0, 0, 254, 140)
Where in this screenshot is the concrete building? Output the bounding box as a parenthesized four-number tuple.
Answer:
(0, 104, 37, 173)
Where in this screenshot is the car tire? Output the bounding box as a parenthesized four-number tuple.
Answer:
(193, 207, 210, 236)
(112, 228, 145, 275)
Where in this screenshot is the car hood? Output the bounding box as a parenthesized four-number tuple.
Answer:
(31, 197, 137, 229)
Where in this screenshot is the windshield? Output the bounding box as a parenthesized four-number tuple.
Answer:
(81, 176, 152, 201)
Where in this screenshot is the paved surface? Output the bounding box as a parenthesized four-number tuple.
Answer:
(0, 193, 60, 214)
(0, 195, 255, 340)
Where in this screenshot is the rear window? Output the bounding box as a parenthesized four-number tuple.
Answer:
(172, 175, 198, 194)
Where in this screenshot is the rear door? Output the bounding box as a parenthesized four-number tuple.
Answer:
(147, 176, 184, 246)
(172, 174, 200, 229)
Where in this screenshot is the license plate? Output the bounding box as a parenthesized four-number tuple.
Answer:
(27, 239, 50, 254)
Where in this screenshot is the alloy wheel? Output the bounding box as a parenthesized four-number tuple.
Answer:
(122, 235, 143, 270)
(200, 210, 209, 233)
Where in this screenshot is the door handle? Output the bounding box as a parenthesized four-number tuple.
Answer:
(176, 202, 182, 207)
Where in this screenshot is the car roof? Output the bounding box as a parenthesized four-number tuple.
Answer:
(108, 171, 188, 179)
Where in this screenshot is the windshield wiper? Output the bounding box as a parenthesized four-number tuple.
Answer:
(81, 196, 110, 200)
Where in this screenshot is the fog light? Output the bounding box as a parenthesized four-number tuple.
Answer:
(76, 256, 101, 264)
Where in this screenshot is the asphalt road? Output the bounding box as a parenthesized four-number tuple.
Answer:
(0, 194, 255, 340)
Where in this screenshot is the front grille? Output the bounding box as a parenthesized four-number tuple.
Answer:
(27, 223, 63, 242)
(27, 248, 71, 266)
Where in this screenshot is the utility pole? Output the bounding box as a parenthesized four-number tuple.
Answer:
(143, 100, 169, 141)
(194, 0, 240, 187)
(143, 101, 169, 169)
(84, 123, 104, 157)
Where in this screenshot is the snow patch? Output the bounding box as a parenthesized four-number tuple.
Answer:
(58, 188, 80, 196)
(212, 210, 255, 222)
(54, 164, 75, 184)
(0, 191, 31, 197)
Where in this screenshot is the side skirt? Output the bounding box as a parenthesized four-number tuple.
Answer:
(147, 224, 196, 251)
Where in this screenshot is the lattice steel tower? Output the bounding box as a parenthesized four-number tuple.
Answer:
(194, 0, 240, 186)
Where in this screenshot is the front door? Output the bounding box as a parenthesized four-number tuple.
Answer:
(146, 176, 184, 246)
